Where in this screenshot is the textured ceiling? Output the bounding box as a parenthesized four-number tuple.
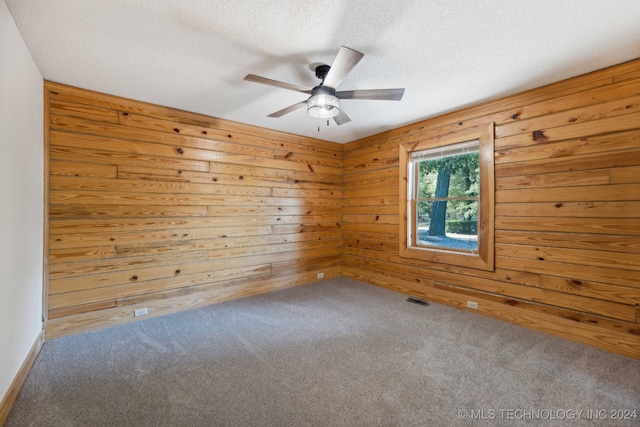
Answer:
(6, 0, 640, 143)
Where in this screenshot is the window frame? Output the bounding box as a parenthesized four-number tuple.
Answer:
(399, 122, 495, 271)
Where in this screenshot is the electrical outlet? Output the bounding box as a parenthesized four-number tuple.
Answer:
(317, 272, 325, 279)
(134, 307, 148, 317)
(466, 301, 478, 310)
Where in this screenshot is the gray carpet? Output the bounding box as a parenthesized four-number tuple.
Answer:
(6, 278, 640, 426)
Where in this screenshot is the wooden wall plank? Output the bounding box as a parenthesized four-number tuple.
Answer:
(496, 217, 640, 236)
(496, 201, 640, 218)
(432, 276, 635, 322)
(495, 129, 640, 163)
(50, 175, 274, 197)
(50, 160, 118, 178)
(50, 190, 341, 207)
(50, 146, 210, 172)
(510, 77, 640, 123)
(495, 256, 639, 289)
(50, 215, 341, 235)
(50, 204, 209, 219)
(496, 183, 638, 203)
(496, 149, 640, 178)
(496, 243, 640, 272)
(538, 276, 640, 306)
(495, 230, 640, 254)
(49, 263, 274, 310)
(495, 110, 640, 148)
(610, 166, 640, 184)
(495, 169, 610, 190)
(49, 99, 119, 123)
(49, 250, 211, 279)
(114, 231, 342, 256)
(495, 91, 640, 138)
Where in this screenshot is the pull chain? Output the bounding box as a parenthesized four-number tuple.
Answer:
(317, 120, 331, 133)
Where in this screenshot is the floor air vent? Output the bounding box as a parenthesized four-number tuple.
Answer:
(407, 297, 429, 306)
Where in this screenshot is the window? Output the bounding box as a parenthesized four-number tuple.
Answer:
(399, 123, 495, 271)
(413, 140, 480, 252)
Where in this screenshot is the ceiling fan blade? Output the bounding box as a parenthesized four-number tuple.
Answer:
(244, 74, 311, 94)
(333, 109, 351, 126)
(336, 88, 405, 101)
(322, 46, 364, 89)
(268, 101, 307, 118)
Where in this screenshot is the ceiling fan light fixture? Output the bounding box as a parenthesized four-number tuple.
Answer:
(307, 94, 340, 118)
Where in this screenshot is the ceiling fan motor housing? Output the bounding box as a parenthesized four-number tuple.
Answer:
(307, 85, 340, 118)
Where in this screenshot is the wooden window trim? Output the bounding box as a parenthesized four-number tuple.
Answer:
(399, 122, 495, 271)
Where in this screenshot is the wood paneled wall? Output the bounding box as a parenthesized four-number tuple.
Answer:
(44, 82, 343, 339)
(45, 59, 640, 359)
(343, 60, 640, 359)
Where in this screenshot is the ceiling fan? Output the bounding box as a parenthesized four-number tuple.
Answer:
(244, 46, 405, 125)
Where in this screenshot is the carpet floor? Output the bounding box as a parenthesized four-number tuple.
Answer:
(6, 277, 640, 426)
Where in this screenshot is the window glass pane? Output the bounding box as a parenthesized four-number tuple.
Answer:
(416, 199, 478, 251)
(417, 167, 437, 198)
(417, 152, 479, 198)
(411, 139, 482, 252)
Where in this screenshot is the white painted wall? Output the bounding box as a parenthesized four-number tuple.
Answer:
(0, 0, 44, 402)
